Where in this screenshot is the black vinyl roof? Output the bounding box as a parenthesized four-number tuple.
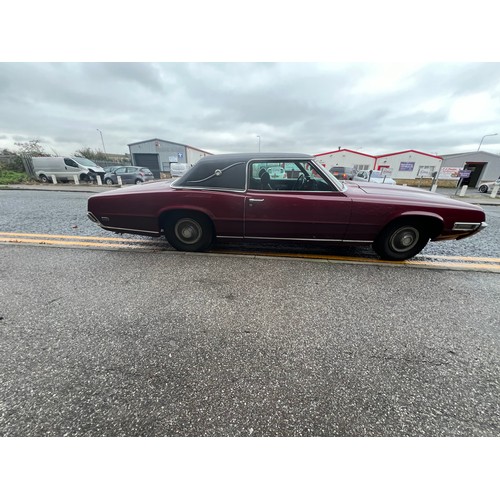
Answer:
(175, 152, 314, 189)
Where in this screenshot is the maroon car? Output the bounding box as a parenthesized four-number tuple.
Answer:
(87, 153, 487, 260)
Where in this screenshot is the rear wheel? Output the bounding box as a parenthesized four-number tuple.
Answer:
(105, 178, 114, 185)
(164, 213, 214, 252)
(479, 185, 488, 193)
(373, 221, 429, 261)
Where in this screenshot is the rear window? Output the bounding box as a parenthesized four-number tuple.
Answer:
(140, 168, 153, 175)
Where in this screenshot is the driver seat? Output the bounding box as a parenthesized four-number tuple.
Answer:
(260, 171, 272, 190)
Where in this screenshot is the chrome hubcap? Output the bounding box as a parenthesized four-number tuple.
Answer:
(175, 219, 202, 245)
(390, 226, 419, 252)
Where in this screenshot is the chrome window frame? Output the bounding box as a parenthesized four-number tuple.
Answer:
(170, 156, 345, 194)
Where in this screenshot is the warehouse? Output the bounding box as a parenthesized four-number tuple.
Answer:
(314, 149, 376, 172)
(314, 148, 442, 183)
(374, 150, 442, 181)
(128, 139, 212, 178)
(438, 151, 500, 188)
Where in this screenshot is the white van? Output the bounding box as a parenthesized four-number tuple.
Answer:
(170, 163, 193, 177)
(32, 156, 105, 183)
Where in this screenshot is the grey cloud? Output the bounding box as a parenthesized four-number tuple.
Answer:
(0, 62, 499, 156)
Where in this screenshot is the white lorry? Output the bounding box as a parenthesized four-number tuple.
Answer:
(32, 156, 105, 183)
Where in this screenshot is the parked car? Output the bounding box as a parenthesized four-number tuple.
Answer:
(477, 177, 500, 193)
(88, 153, 486, 261)
(329, 166, 355, 180)
(170, 163, 194, 177)
(353, 170, 396, 184)
(104, 166, 154, 185)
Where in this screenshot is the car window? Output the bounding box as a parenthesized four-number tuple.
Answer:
(64, 158, 78, 167)
(115, 167, 126, 174)
(250, 160, 335, 192)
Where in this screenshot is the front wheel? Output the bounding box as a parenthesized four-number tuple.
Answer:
(164, 213, 214, 252)
(39, 174, 49, 183)
(478, 185, 488, 193)
(373, 222, 429, 261)
(135, 179, 143, 184)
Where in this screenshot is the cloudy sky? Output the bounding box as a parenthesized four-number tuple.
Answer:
(2, 1, 500, 159)
(1, 62, 499, 158)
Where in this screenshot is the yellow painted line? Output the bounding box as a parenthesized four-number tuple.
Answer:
(1, 231, 499, 272)
(0, 237, 139, 249)
(213, 249, 500, 272)
(419, 254, 500, 263)
(405, 261, 500, 271)
(0, 231, 157, 244)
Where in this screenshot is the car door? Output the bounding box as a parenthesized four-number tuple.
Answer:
(64, 158, 82, 177)
(244, 160, 352, 241)
(114, 167, 128, 183)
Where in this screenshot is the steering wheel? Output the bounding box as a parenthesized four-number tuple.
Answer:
(293, 173, 306, 190)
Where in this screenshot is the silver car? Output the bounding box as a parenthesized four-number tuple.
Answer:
(477, 177, 500, 193)
(104, 166, 154, 185)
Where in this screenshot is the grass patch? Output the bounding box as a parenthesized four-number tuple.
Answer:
(0, 169, 29, 185)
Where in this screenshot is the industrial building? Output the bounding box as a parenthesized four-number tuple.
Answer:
(314, 149, 442, 182)
(315, 148, 500, 187)
(128, 139, 212, 178)
(438, 151, 500, 188)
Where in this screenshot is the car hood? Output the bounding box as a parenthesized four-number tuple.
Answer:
(346, 182, 484, 210)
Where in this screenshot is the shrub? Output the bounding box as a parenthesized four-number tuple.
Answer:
(0, 168, 29, 185)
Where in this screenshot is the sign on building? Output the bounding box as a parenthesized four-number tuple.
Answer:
(399, 162, 415, 172)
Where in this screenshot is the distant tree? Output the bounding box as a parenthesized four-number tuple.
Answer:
(14, 139, 50, 157)
(75, 147, 107, 161)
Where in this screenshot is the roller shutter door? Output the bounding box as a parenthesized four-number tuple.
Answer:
(133, 153, 161, 179)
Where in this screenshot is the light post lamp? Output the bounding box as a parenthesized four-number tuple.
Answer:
(97, 128, 108, 158)
(256, 135, 261, 152)
(477, 133, 498, 151)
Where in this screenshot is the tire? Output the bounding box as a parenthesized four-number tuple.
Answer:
(164, 213, 214, 252)
(373, 221, 429, 261)
(105, 178, 114, 185)
(39, 174, 49, 183)
(479, 185, 488, 193)
(81, 174, 90, 183)
(135, 179, 143, 184)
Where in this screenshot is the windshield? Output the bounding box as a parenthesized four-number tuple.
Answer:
(312, 160, 345, 190)
(72, 157, 98, 167)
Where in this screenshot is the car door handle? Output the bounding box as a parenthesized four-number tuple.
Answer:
(248, 198, 265, 203)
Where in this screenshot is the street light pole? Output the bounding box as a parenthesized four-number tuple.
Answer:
(97, 128, 108, 158)
(477, 133, 498, 151)
(257, 135, 261, 152)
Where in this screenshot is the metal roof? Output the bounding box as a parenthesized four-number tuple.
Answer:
(127, 138, 212, 155)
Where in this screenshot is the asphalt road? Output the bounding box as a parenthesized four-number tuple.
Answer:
(0, 189, 499, 258)
(0, 244, 499, 437)
(0, 189, 499, 436)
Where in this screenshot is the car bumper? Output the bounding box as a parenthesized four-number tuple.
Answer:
(434, 221, 488, 241)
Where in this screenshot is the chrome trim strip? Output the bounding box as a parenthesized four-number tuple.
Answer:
(99, 224, 159, 235)
(185, 162, 245, 184)
(217, 236, 373, 243)
(170, 185, 246, 193)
